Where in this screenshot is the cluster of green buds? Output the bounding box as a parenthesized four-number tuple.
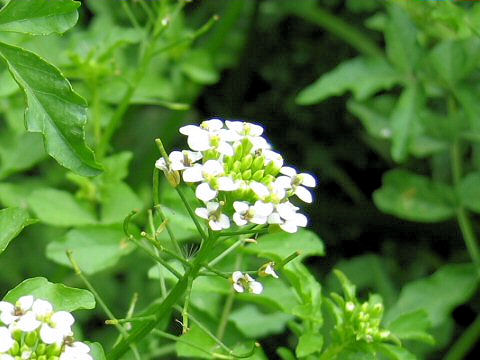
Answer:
(0, 296, 92, 360)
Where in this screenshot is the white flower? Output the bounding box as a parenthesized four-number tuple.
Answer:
(0, 326, 14, 352)
(277, 167, 316, 203)
(250, 181, 286, 203)
(231, 271, 263, 294)
(233, 201, 273, 226)
(225, 121, 269, 150)
(275, 202, 308, 233)
(14, 311, 41, 332)
(195, 202, 230, 231)
(155, 150, 202, 172)
(259, 262, 279, 279)
(0, 302, 16, 325)
(60, 342, 92, 360)
(32, 299, 53, 318)
(263, 150, 284, 169)
(179, 119, 240, 156)
(0, 354, 14, 360)
(16, 296, 34, 312)
(40, 311, 74, 344)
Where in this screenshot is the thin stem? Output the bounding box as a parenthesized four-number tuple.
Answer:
(148, 209, 168, 298)
(276, 251, 301, 269)
(107, 315, 157, 325)
(218, 228, 268, 237)
(444, 313, 480, 360)
(156, 204, 184, 257)
(176, 186, 208, 241)
(201, 263, 230, 279)
(182, 276, 193, 334)
(121, 1, 141, 30)
(451, 139, 480, 275)
(113, 292, 139, 346)
(66, 251, 141, 360)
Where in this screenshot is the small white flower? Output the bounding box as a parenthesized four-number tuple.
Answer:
(32, 299, 53, 318)
(40, 311, 74, 344)
(263, 150, 284, 169)
(14, 311, 41, 332)
(156, 150, 202, 171)
(259, 262, 279, 279)
(0, 302, 16, 325)
(231, 271, 263, 294)
(0, 326, 14, 352)
(195, 202, 230, 231)
(278, 167, 316, 203)
(233, 201, 273, 226)
(60, 341, 92, 360)
(225, 121, 269, 150)
(275, 202, 308, 233)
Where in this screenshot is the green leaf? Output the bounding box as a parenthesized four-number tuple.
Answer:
(391, 86, 421, 163)
(385, 4, 420, 74)
(100, 151, 133, 183)
(387, 310, 434, 345)
(0, 41, 102, 176)
(3, 277, 95, 311)
(347, 99, 392, 140)
(0, 0, 79, 35)
(385, 264, 478, 327)
(373, 169, 456, 222)
(296, 57, 399, 105)
(0, 181, 40, 208)
(457, 172, 480, 213)
(0, 131, 46, 179)
(0, 207, 34, 254)
(245, 229, 324, 262)
(295, 332, 323, 358)
(230, 305, 293, 339)
(28, 188, 97, 226)
(375, 344, 416, 360)
(46, 225, 133, 275)
(87, 342, 106, 360)
(100, 182, 143, 224)
(181, 49, 219, 85)
(176, 325, 217, 359)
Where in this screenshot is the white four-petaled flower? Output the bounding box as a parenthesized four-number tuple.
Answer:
(195, 202, 230, 231)
(277, 166, 316, 203)
(60, 341, 93, 360)
(233, 201, 273, 226)
(231, 271, 263, 294)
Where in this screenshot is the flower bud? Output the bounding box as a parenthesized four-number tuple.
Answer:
(258, 262, 279, 278)
(240, 154, 253, 171)
(242, 170, 252, 180)
(36, 343, 46, 355)
(251, 170, 264, 182)
(25, 331, 37, 347)
(251, 156, 265, 172)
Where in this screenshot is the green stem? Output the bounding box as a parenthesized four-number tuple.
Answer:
(67, 251, 141, 360)
(218, 228, 268, 237)
(444, 313, 480, 360)
(176, 186, 208, 241)
(451, 140, 480, 275)
(156, 204, 184, 258)
(285, 3, 382, 57)
(182, 276, 193, 334)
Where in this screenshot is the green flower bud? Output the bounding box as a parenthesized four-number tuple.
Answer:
(242, 170, 252, 180)
(232, 160, 241, 173)
(265, 160, 280, 176)
(251, 170, 264, 182)
(240, 154, 253, 171)
(251, 156, 265, 172)
(10, 340, 20, 355)
(225, 156, 235, 171)
(36, 344, 47, 356)
(234, 145, 243, 161)
(47, 356, 59, 360)
(25, 331, 38, 347)
(46, 343, 61, 356)
(263, 174, 275, 184)
(164, 169, 181, 187)
(38, 356, 47, 360)
(241, 138, 253, 156)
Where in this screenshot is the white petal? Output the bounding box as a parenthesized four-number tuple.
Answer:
(196, 182, 218, 202)
(0, 354, 15, 360)
(209, 220, 222, 231)
(217, 177, 239, 191)
(195, 207, 209, 220)
(225, 120, 244, 133)
(263, 150, 283, 167)
(250, 181, 270, 198)
(0, 301, 14, 313)
(179, 125, 200, 136)
(168, 151, 184, 163)
(275, 176, 292, 189)
(0, 327, 14, 352)
(299, 173, 316, 187)
(247, 123, 264, 136)
(293, 213, 308, 227)
(218, 214, 231, 229)
(295, 186, 313, 203)
(216, 142, 234, 156)
(187, 151, 203, 162)
(32, 299, 53, 317)
(232, 271, 243, 282)
(16, 312, 41, 332)
(51, 311, 75, 328)
(249, 136, 269, 150)
(203, 160, 224, 176)
(253, 201, 274, 216)
(233, 201, 249, 213)
(170, 161, 187, 171)
(267, 212, 282, 224)
(40, 324, 63, 344)
(265, 265, 279, 279)
(276, 202, 298, 220)
(280, 221, 297, 233)
(202, 119, 224, 131)
(233, 283, 245, 293)
(249, 281, 263, 294)
(154, 158, 168, 171)
(182, 165, 204, 182)
(250, 215, 268, 225)
(233, 213, 248, 226)
(17, 296, 34, 311)
(187, 130, 211, 151)
(280, 167, 297, 177)
(206, 201, 220, 212)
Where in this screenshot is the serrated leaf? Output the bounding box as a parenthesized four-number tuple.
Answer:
(0, 41, 102, 176)
(28, 188, 96, 226)
(0, 0, 79, 35)
(0, 207, 34, 254)
(245, 229, 324, 262)
(387, 310, 434, 345)
(296, 332, 323, 358)
(385, 264, 478, 327)
(296, 57, 399, 105)
(46, 225, 133, 275)
(373, 169, 456, 222)
(4, 277, 95, 311)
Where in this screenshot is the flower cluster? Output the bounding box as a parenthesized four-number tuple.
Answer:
(0, 296, 92, 360)
(342, 299, 391, 343)
(156, 119, 316, 232)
